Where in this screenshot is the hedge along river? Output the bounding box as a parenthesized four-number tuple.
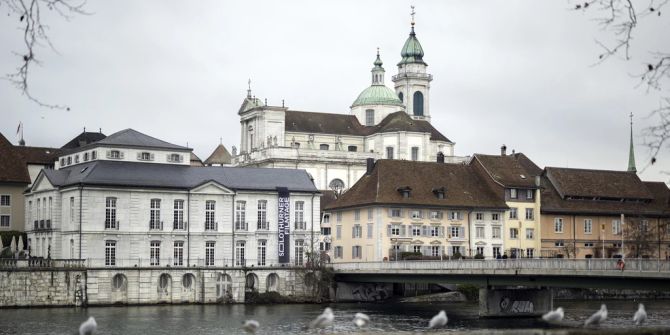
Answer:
(2, 300, 670, 334)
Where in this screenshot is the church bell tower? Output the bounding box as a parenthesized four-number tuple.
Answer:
(393, 6, 432, 122)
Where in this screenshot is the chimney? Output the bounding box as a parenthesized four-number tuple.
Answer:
(437, 152, 445, 163)
(366, 158, 375, 175)
(501, 144, 507, 156)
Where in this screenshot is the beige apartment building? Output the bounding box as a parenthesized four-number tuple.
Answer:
(470, 149, 543, 258)
(540, 167, 670, 259)
(326, 159, 508, 262)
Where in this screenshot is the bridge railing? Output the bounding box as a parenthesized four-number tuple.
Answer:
(332, 259, 670, 273)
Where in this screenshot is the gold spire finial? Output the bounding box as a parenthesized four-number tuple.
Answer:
(377, 47, 380, 56)
(411, 5, 416, 26)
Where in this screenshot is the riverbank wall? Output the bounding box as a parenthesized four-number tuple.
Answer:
(0, 267, 320, 307)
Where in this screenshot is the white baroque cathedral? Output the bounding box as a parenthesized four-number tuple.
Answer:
(234, 17, 466, 191)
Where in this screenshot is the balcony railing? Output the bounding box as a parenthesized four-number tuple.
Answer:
(173, 221, 187, 231)
(105, 220, 119, 230)
(235, 221, 248, 231)
(149, 220, 164, 230)
(0, 258, 85, 269)
(33, 220, 54, 231)
(81, 257, 310, 268)
(205, 222, 218, 231)
(294, 221, 306, 230)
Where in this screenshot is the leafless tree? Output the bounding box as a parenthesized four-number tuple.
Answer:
(624, 217, 656, 258)
(574, 1, 670, 170)
(563, 241, 579, 259)
(1, 0, 87, 109)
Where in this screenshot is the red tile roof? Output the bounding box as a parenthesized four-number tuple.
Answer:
(472, 153, 542, 188)
(0, 133, 30, 184)
(327, 159, 507, 210)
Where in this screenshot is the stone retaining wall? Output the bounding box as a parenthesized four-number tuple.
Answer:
(0, 267, 320, 307)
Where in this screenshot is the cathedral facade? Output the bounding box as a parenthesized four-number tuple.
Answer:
(234, 19, 466, 191)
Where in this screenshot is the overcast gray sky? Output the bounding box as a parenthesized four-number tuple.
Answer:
(1, 0, 668, 182)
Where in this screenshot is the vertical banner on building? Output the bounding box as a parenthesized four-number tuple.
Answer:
(277, 187, 291, 263)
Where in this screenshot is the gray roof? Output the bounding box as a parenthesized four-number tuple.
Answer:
(95, 129, 190, 151)
(41, 161, 318, 192)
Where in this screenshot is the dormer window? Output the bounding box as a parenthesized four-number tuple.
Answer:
(109, 150, 121, 159)
(510, 188, 518, 199)
(397, 186, 412, 198)
(433, 187, 446, 199)
(168, 153, 182, 163)
(139, 152, 153, 161)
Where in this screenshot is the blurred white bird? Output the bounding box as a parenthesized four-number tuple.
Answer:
(79, 316, 97, 335)
(242, 319, 259, 333)
(428, 310, 448, 329)
(353, 312, 370, 327)
(633, 303, 647, 326)
(542, 307, 564, 323)
(584, 304, 608, 326)
(310, 307, 334, 329)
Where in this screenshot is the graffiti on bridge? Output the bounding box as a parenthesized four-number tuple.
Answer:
(499, 296, 534, 313)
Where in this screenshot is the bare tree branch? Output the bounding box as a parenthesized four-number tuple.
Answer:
(1, 0, 88, 109)
(575, 0, 670, 171)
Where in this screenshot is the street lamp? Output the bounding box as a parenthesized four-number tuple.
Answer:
(601, 223, 605, 259)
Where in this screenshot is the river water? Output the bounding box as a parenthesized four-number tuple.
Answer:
(2, 300, 670, 334)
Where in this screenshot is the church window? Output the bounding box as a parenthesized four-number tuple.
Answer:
(329, 179, 345, 192)
(319, 144, 329, 151)
(413, 91, 424, 116)
(386, 147, 394, 159)
(365, 109, 374, 126)
(411, 147, 419, 161)
(347, 145, 357, 152)
(398, 92, 404, 102)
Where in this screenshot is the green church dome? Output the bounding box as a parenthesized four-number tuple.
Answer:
(399, 26, 426, 66)
(352, 85, 403, 107)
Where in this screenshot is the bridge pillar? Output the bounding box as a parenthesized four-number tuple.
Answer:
(479, 287, 552, 317)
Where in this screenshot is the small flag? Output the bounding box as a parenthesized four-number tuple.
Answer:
(16, 122, 22, 136)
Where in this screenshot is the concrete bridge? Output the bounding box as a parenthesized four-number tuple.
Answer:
(332, 259, 670, 316)
(333, 259, 670, 290)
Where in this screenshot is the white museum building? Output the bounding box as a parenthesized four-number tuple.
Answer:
(25, 129, 321, 267)
(233, 18, 466, 191)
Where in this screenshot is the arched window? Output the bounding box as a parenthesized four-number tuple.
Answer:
(329, 179, 345, 192)
(398, 91, 404, 103)
(319, 144, 329, 151)
(413, 91, 424, 116)
(112, 274, 127, 290)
